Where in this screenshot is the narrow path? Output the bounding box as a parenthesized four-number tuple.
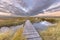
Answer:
(23, 20, 42, 40)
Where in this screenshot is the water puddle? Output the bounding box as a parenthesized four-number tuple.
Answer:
(33, 21, 55, 31)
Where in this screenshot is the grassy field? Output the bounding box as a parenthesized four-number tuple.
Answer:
(0, 26, 26, 40)
(39, 18, 60, 40)
(0, 17, 25, 27)
(0, 17, 59, 40)
(0, 17, 57, 27)
(11, 27, 26, 40)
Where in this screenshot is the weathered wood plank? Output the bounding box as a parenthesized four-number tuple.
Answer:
(23, 20, 42, 40)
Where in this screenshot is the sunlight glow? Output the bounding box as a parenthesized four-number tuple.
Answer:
(46, 2, 60, 10)
(0, 12, 12, 16)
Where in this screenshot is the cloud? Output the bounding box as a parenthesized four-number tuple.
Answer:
(0, 0, 60, 16)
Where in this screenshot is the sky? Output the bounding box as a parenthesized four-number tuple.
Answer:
(0, 0, 60, 16)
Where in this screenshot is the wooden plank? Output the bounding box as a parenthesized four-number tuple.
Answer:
(23, 20, 42, 40)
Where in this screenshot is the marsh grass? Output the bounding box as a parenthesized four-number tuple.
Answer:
(39, 18, 60, 40)
(0, 17, 58, 40)
(0, 17, 57, 27)
(0, 29, 12, 40)
(11, 27, 26, 40)
(0, 26, 26, 40)
(0, 17, 25, 27)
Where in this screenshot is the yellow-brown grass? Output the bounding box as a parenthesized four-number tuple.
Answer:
(11, 27, 26, 40)
(39, 18, 60, 40)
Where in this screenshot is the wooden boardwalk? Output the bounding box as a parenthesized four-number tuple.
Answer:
(23, 20, 42, 40)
